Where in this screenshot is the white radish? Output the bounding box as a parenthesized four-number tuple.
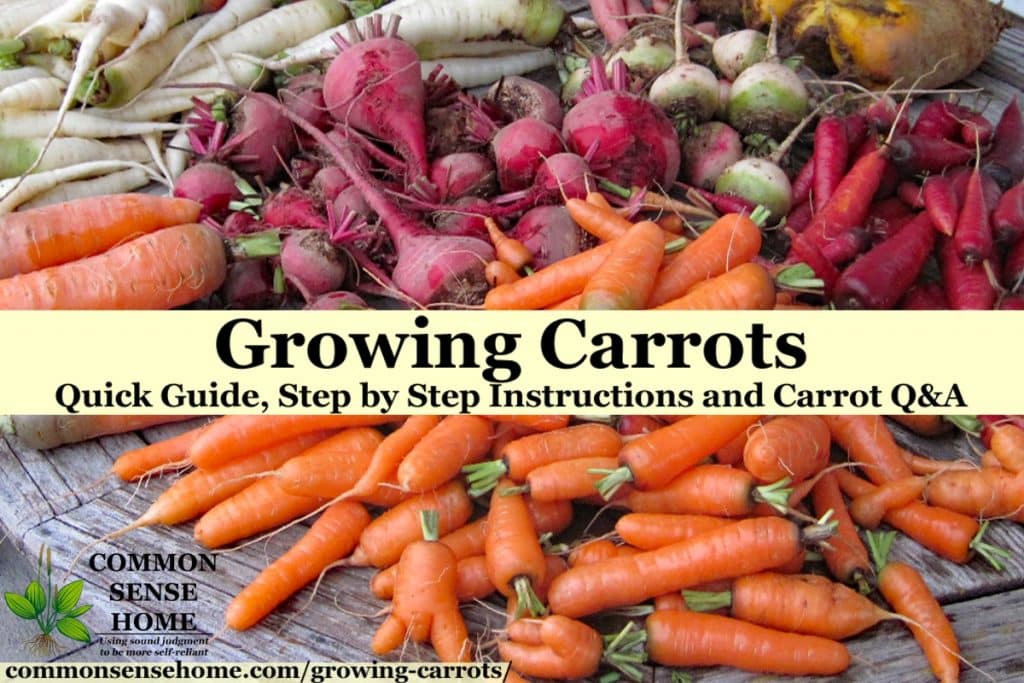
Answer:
(165, 127, 192, 180)
(19, 165, 156, 209)
(0, 160, 160, 215)
(141, 132, 174, 187)
(94, 58, 265, 120)
(169, 0, 348, 77)
(0, 137, 150, 179)
(416, 39, 538, 60)
(0, 76, 66, 110)
(0, 67, 53, 89)
(16, 0, 93, 41)
(0, 0, 67, 39)
(264, 0, 566, 70)
(105, 0, 210, 65)
(159, 0, 274, 84)
(20, 55, 75, 82)
(419, 49, 557, 88)
(0, 110, 184, 138)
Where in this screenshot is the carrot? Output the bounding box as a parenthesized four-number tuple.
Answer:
(350, 480, 474, 569)
(0, 222, 228, 309)
(486, 478, 549, 617)
(653, 261, 776, 310)
(484, 415, 572, 432)
(597, 414, 761, 499)
(646, 208, 767, 307)
(922, 175, 960, 236)
(990, 423, 1024, 473)
(486, 260, 522, 287)
(372, 554, 495, 603)
(371, 511, 472, 662)
(888, 414, 954, 437)
(111, 421, 209, 481)
(188, 414, 398, 470)
(486, 217, 534, 271)
(952, 162, 994, 266)
(225, 501, 371, 630)
(849, 475, 927, 530)
(464, 422, 622, 496)
(619, 464, 793, 518)
(683, 572, 892, 640)
(2, 414, 197, 451)
(742, 415, 830, 484)
(924, 467, 1024, 520)
(546, 516, 832, 618)
(502, 455, 618, 502)
(713, 428, 749, 466)
(342, 415, 440, 501)
(193, 476, 331, 549)
(868, 531, 960, 683)
(273, 427, 385, 498)
(640, 610, 850, 675)
(614, 513, 733, 550)
(566, 539, 638, 567)
(498, 614, 603, 680)
(824, 415, 915, 484)
(483, 241, 616, 310)
(812, 116, 850, 213)
(579, 219, 665, 310)
(653, 592, 688, 611)
(396, 415, 493, 492)
(834, 469, 1003, 567)
(809, 471, 873, 589)
(0, 194, 202, 278)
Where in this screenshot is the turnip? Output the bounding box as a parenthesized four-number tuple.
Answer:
(430, 152, 497, 201)
(680, 121, 743, 190)
(711, 28, 767, 80)
(604, 21, 676, 82)
(486, 75, 563, 128)
(714, 157, 792, 221)
(647, 0, 719, 126)
(280, 229, 348, 302)
(725, 20, 808, 140)
(508, 205, 589, 270)
(562, 56, 680, 189)
(491, 117, 565, 193)
(173, 161, 241, 219)
(322, 15, 432, 194)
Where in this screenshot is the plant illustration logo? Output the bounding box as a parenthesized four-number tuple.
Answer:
(4, 544, 92, 656)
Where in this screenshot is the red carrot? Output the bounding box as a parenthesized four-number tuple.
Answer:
(952, 163, 994, 266)
(812, 116, 849, 213)
(940, 235, 997, 310)
(922, 175, 960, 236)
(992, 181, 1024, 244)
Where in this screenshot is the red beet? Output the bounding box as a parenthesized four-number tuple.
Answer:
(312, 166, 353, 202)
(487, 76, 564, 128)
(490, 152, 592, 217)
(262, 187, 328, 231)
(221, 260, 277, 308)
(304, 291, 369, 310)
(280, 229, 349, 303)
(508, 205, 589, 270)
(229, 94, 298, 182)
(173, 161, 240, 220)
(491, 117, 565, 193)
(430, 152, 497, 201)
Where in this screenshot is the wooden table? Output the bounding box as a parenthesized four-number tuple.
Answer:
(3, 1, 1024, 680)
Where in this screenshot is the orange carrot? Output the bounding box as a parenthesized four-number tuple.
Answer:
(193, 477, 330, 549)
(566, 539, 639, 567)
(343, 415, 441, 501)
(824, 415, 916, 485)
(869, 531, 960, 683)
(396, 415, 493, 492)
(371, 554, 495, 603)
(614, 513, 734, 550)
(714, 428, 749, 466)
(924, 467, 1024, 520)
(503, 455, 617, 502)
(486, 260, 522, 287)
(566, 194, 634, 241)
(641, 610, 850, 675)
(110, 421, 208, 481)
(980, 450, 1002, 468)
(546, 516, 831, 618)
(683, 572, 892, 640)
(653, 262, 776, 310)
(743, 416, 830, 484)
(188, 414, 398, 470)
(0, 194, 201, 278)
(498, 614, 603, 680)
(597, 414, 761, 499)
(0, 223, 228, 309)
(888, 414, 954, 436)
(653, 592, 688, 611)
(810, 471, 873, 589)
(371, 511, 472, 662)
(350, 480, 474, 568)
(990, 423, 1024, 473)
(849, 475, 927, 530)
(646, 209, 766, 307)
(273, 427, 385, 498)
(619, 464, 792, 517)
(579, 219, 665, 309)
(483, 241, 616, 310)
(484, 415, 572, 432)
(486, 217, 534, 270)
(486, 478, 549, 616)
(225, 501, 371, 630)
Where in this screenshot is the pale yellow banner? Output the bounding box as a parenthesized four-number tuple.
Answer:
(0, 311, 1019, 415)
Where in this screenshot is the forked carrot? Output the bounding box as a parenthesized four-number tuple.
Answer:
(566, 193, 634, 241)
(226, 501, 371, 630)
(372, 554, 496, 603)
(396, 415, 493, 492)
(869, 531, 961, 683)
(653, 262, 776, 310)
(849, 475, 927, 530)
(486, 217, 534, 271)
(0, 194, 202, 278)
(484, 241, 616, 310)
(342, 416, 440, 501)
(188, 414, 399, 470)
(645, 207, 768, 307)
(0, 223, 228, 309)
(579, 220, 665, 310)
(498, 614, 604, 680)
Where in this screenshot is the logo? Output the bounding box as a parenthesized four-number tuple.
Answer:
(4, 545, 92, 656)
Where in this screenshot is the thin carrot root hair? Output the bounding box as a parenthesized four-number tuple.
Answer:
(63, 516, 153, 581)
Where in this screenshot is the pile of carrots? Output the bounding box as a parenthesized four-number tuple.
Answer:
(82, 411, 1024, 681)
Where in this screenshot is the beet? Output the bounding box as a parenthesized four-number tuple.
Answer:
(680, 121, 743, 190)
(490, 152, 592, 217)
(229, 94, 298, 182)
(432, 197, 490, 238)
(304, 291, 369, 310)
(280, 229, 349, 303)
(173, 161, 241, 220)
(509, 205, 589, 270)
(220, 260, 277, 308)
(487, 76, 563, 128)
(491, 117, 565, 193)
(312, 166, 352, 202)
(261, 187, 328, 230)
(562, 58, 680, 189)
(279, 71, 329, 130)
(430, 152, 497, 201)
